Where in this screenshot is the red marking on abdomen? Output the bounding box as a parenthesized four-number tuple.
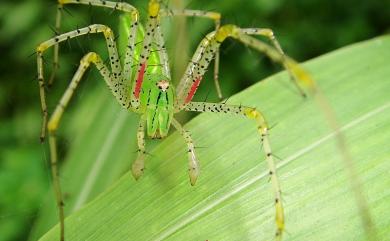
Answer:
(134, 62, 146, 99)
(185, 76, 202, 103)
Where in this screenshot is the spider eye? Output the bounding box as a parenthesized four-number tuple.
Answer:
(157, 80, 170, 92)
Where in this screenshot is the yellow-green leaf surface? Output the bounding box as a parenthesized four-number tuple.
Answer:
(34, 36, 389, 241)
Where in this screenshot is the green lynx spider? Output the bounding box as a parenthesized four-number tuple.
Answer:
(36, 0, 334, 240)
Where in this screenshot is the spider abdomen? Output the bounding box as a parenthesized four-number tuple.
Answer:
(139, 74, 175, 138)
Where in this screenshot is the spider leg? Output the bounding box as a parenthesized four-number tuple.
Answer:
(175, 31, 216, 106)
(44, 51, 120, 241)
(159, 9, 222, 98)
(129, 0, 161, 108)
(177, 24, 375, 241)
(49, 0, 139, 86)
(48, 4, 62, 87)
(176, 24, 316, 108)
(153, 25, 171, 78)
(240, 28, 306, 97)
(37, 24, 134, 240)
(207, 27, 376, 237)
(37, 24, 134, 141)
(132, 117, 146, 180)
(184, 101, 284, 240)
(132, 117, 201, 185)
(171, 118, 200, 186)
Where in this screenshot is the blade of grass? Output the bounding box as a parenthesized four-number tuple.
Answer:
(34, 36, 390, 241)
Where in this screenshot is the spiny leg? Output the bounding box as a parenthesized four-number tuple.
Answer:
(37, 24, 133, 141)
(224, 26, 317, 93)
(49, 0, 139, 86)
(45, 51, 121, 241)
(171, 118, 200, 186)
(120, 14, 139, 93)
(159, 9, 222, 98)
(153, 25, 171, 78)
(235, 27, 377, 238)
(184, 101, 284, 240)
(176, 31, 216, 105)
(240, 28, 306, 97)
(130, 4, 223, 93)
(37, 24, 134, 240)
(179, 24, 376, 239)
(48, 3, 62, 87)
(159, 9, 221, 23)
(129, 0, 161, 108)
(176, 24, 316, 108)
(132, 117, 147, 180)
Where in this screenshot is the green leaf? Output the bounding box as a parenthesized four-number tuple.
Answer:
(33, 36, 390, 241)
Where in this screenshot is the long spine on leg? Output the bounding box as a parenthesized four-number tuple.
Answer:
(184, 102, 284, 240)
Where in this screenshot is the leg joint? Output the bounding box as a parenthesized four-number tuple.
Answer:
(81, 52, 100, 65)
(215, 24, 239, 42)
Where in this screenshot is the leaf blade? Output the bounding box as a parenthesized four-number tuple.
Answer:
(37, 36, 390, 241)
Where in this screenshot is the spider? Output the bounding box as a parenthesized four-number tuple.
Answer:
(37, 0, 317, 240)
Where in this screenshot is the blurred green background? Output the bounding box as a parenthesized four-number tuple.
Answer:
(0, 0, 389, 240)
